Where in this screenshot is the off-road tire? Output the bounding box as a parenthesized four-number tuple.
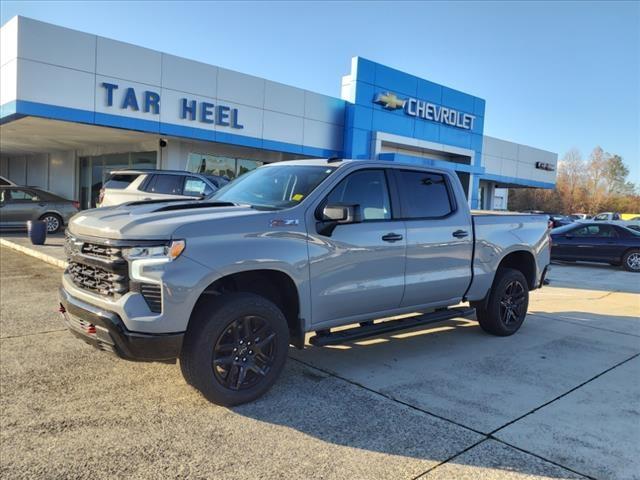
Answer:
(473, 268, 529, 336)
(179, 292, 289, 406)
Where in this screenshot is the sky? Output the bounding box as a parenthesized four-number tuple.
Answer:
(2, 0, 639, 184)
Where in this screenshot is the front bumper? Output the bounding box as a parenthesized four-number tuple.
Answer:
(59, 287, 184, 362)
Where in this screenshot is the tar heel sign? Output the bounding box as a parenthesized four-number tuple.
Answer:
(374, 92, 476, 130)
(100, 82, 244, 129)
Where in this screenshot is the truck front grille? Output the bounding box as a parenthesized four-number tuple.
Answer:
(67, 261, 128, 296)
(81, 242, 123, 261)
(65, 234, 163, 312)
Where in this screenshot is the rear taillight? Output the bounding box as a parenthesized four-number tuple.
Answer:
(72, 201, 80, 209)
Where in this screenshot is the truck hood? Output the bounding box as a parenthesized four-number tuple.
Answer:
(68, 201, 261, 240)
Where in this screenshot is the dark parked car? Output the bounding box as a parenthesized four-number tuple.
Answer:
(521, 210, 573, 228)
(0, 186, 79, 233)
(551, 222, 640, 272)
(548, 214, 573, 228)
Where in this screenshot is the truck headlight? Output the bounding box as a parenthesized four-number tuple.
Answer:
(123, 240, 185, 284)
(122, 240, 186, 261)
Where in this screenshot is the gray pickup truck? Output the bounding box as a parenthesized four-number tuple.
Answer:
(60, 159, 550, 405)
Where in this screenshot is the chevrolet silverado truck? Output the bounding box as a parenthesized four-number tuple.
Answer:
(59, 159, 550, 405)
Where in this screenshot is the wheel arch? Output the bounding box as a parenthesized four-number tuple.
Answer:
(39, 210, 64, 221)
(189, 268, 305, 348)
(496, 250, 537, 290)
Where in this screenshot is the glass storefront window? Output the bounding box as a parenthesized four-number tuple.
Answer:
(79, 151, 156, 209)
(237, 159, 263, 177)
(187, 153, 264, 180)
(187, 153, 236, 180)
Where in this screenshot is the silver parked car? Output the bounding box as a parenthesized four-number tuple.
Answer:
(0, 186, 79, 233)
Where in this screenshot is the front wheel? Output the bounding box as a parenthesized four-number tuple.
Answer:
(473, 268, 529, 336)
(622, 250, 640, 272)
(179, 292, 289, 406)
(39, 213, 62, 233)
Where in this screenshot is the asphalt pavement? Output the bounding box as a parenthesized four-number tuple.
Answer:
(1, 246, 638, 479)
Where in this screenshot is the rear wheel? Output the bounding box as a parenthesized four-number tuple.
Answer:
(179, 292, 289, 406)
(473, 268, 529, 336)
(39, 213, 62, 233)
(622, 250, 640, 272)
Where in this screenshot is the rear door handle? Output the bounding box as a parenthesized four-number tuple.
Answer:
(452, 230, 469, 238)
(381, 233, 403, 242)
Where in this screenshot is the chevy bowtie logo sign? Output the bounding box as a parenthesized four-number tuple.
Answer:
(373, 91, 476, 131)
(374, 92, 406, 110)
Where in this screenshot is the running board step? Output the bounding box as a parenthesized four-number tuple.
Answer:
(309, 307, 476, 347)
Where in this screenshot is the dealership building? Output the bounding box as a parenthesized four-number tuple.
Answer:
(1, 16, 557, 210)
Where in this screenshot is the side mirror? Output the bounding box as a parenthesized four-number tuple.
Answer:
(316, 204, 361, 236)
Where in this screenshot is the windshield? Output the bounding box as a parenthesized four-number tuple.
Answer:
(212, 165, 336, 210)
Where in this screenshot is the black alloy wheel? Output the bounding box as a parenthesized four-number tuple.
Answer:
(180, 292, 289, 406)
(499, 280, 526, 326)
(212, 315, 277, 391)
(472, 267, 529, 336)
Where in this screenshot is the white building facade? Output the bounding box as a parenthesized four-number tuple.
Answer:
(1, 16, 557, 210)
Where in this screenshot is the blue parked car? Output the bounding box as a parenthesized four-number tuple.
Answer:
(550, 222, 640, 272)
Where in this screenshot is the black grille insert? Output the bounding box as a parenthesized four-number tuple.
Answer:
(131, 282, 162, 313)
(67, 262, 128, 297)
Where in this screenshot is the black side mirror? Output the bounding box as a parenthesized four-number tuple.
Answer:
(316, 204, 361, 236)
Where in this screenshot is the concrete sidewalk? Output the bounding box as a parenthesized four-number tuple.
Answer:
(0, 232, 67, 268)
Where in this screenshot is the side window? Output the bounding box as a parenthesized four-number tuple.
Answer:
(595, 225, 616, 237)
(183, 177, 210, 197)
(325, 170, 391, 221)
(396, 170, 453, 218)
(572, 225, 616, 237)
(146, 175, 183, 195)
(10, 189, 38, 201)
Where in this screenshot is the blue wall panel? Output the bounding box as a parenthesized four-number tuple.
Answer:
(344, 57, 485, 165)
(416, 79, 443, 104)
(371, 109, 415, 137)
(374, 64, 418, 97)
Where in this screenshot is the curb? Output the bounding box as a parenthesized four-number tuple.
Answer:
(0, 238, 67, 269)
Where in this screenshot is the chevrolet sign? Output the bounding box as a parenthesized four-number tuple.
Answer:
(374, 91, 476, 130)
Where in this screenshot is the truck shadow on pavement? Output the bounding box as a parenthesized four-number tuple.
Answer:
(230, 317, 610, 479)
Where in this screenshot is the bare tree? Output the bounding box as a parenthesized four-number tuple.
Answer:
(556, 148, 585, 213)
(584, 146, 608, 213)
(508, 146, 637, 214)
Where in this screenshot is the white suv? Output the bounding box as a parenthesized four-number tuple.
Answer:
(98, 170, 229, 207)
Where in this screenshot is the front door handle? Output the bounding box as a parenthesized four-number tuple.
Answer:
(452, 230, 469, 238)
(381, 233, 403, 242)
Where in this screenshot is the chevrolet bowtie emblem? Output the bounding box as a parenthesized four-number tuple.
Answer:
(374, 92, 406, 110)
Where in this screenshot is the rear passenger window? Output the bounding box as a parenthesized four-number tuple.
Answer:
(146, 175, 183, 195)
(396, 171, 453, 218)
(104, 174, 139, 190)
